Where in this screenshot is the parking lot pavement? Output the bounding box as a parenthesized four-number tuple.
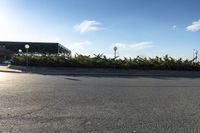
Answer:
(1, 73, 200, 132)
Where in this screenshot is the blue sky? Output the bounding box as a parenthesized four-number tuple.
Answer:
(0, 0, 200, 58)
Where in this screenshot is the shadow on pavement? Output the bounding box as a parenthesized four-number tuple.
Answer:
(8, 65, 200, 79)
(65, 77, 81, 81)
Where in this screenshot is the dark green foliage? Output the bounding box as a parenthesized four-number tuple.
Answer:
(11, 54, 200, 71)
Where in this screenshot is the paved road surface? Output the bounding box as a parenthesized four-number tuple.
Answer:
(1, 72, 200, 133)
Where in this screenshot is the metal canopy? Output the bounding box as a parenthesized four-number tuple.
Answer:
(0, 41, 71, 55)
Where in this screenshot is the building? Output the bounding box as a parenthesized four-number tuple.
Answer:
(0, 41, 71, 63)
(0, 41, 71, 55)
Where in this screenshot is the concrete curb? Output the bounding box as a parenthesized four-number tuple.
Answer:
(0, 66, 22, 73)
(8, 65, 200, 77)
(0, 70, 22, 73)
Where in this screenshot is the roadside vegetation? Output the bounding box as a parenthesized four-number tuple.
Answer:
(11, 54, 200, 70)
(0, 49, 13, 62)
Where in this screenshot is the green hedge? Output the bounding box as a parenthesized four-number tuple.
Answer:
(11, 54, 200, 70)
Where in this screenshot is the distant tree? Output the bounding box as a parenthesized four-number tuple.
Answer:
(0, 48, 13, 61)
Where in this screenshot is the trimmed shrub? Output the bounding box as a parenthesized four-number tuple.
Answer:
(11, 54, 200, 71)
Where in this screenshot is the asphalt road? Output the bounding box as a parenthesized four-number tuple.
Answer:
(1, 72, 200, 133)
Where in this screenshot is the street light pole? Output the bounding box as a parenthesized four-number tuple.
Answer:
(25, 44, 30, 67)
(193, 49, 196, 60)
(114, 46, 117, 58)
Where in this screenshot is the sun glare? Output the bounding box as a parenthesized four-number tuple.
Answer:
(0, 11, 6, 23)
(0, 72, 9, 81)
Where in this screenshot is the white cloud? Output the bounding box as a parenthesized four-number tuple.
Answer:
(129, 42, 154, 50)
(186, 19, 200, 32)
(113, 41, 154, 51)
(74, 20, 101, 33)
(172, 25, 178, 30)
(65, 40, 92, 55)
(113, 43, 126, 48)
